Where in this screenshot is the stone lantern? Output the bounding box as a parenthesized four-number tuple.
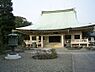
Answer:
(5, 30, 21, 59)
(89, 32, 95, 45)
(89, 26, 95, 45)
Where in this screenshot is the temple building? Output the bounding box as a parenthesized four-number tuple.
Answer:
(16, 8, 95, 48)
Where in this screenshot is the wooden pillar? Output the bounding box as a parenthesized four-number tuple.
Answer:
(29, 35, 32, 47)
(30, 35, 32, 42)
(41, 36, 44, 48)
(87, 38, 89, 47)
(79, 33, 82, 47)
(80, 34, 82, 39)
(61, 35, 64, 47)
(36, 36, 39, 47)
(71, 35, 74, 40)
(71, 35, 74, 47)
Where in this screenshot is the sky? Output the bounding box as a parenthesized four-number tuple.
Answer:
(12, 0, 95, 25)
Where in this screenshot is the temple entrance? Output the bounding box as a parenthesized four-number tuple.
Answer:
(49, 36, 61, 43)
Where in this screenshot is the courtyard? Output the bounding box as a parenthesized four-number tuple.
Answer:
(0, 48, 95, 72)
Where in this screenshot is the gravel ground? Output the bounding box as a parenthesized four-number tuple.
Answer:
(1, 48, 95, 72)
(0, 52, 72, 72)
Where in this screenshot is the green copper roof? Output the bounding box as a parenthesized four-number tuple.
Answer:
(16, 8, 80, 30)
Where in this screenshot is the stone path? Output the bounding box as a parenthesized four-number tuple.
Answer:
(72, 52, 95, 72)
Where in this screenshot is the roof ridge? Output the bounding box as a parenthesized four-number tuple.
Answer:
(42, 8, 75, 14)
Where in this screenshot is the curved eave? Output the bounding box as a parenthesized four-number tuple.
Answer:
(16, 23, 95, 31)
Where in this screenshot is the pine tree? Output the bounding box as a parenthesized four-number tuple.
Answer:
(0, 0, 15, 53)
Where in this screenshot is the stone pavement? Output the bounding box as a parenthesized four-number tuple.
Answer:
(56, 48, 95, 72)
(72, 52, 95, 72)
(0, 48, 95, 72)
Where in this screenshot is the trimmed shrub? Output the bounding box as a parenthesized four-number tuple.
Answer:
(32, 48, 57, 59)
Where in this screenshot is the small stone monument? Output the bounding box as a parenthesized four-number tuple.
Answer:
(5, 30, 21, 59)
